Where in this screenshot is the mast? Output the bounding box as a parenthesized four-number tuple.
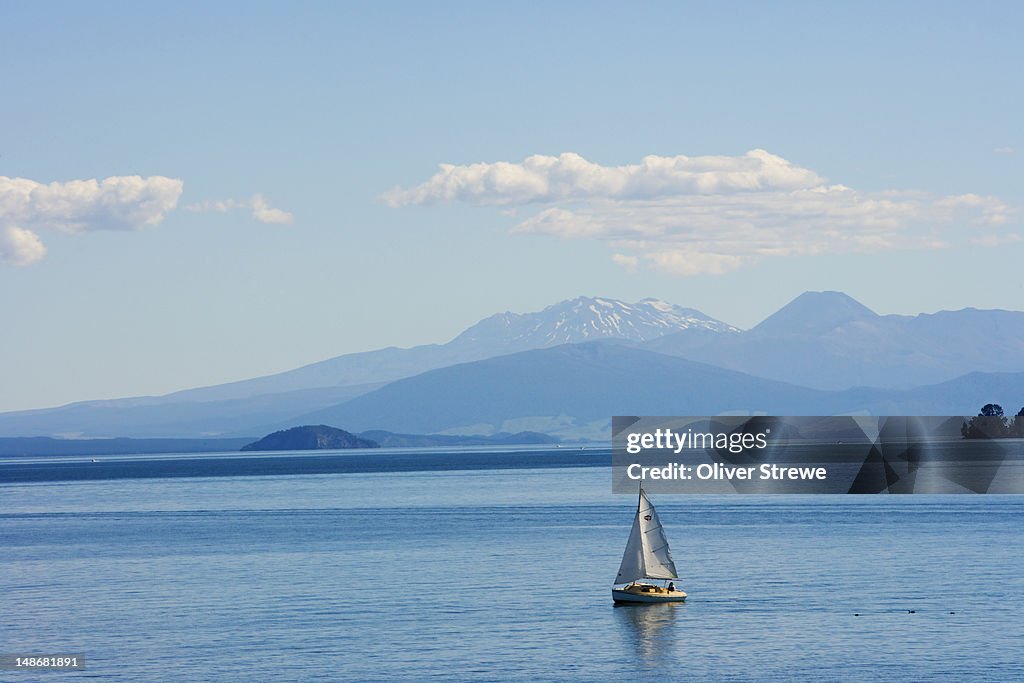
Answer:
(634, 481, 642, 586)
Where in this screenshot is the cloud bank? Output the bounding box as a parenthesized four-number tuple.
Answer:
(384, 151, 1016, 275)
(383, 150, 823, 207)
(0, 175, 183, 266)
(187, 194, 294, 224)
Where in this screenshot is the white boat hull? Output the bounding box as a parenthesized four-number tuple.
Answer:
(612, 584, 687, 604)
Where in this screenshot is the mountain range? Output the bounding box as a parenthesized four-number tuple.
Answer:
(2, 292, 1022, 441)
(289, 344, 1024, 440)
(644, 291, 1024, 390)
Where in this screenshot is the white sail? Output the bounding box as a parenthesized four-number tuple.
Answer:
(615, 489, 678, 584)
(638, 490, 678, 579)
(616, 510, 647, 584)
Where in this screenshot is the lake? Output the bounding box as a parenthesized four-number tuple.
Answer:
(2, 447, 1022, 681)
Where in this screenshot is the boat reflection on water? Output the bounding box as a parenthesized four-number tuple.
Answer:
(613, 600, 685, 664)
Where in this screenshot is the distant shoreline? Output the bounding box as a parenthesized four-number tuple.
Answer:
(0, 430, 565, 458)
(0, 436, 255, 457)
(0, 445, 609, 484)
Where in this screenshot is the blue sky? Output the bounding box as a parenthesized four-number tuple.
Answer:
(1, 1, 1022, 411)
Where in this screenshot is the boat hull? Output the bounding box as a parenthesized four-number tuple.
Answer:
(612, 585, 687, 604)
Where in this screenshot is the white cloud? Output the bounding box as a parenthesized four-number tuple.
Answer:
(611, 253, 639, 272)
(250, 194, 294, 224)
(0, 226, 47, 266)
(0, 175, 183, 266)
(513, 187, 1008, 276)
(187, 194, 293, 224)
(993, 146, 1015, 155)
(514, 207, 607, 238)
(647, 249, 749, 276)
(382, 149, 824, 207)
(186, 198, 244, 213)
(385, 150, 1017, 276)
(0, 175, 182, 233)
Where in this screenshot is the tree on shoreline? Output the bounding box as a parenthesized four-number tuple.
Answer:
(961, 403, 1016, 439)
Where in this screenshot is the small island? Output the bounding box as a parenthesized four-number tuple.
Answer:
(241, 425, 380, 452)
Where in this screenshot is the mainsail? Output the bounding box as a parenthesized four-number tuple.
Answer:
(615, 489, 678, 584)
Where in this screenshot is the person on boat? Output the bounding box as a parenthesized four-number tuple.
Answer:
(668, 582, 676, 592)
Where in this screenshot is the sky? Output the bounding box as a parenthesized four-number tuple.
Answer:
(1, 1, 1022, 411)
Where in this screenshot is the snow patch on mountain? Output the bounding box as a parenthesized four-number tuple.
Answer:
(450, 296, 738, 349)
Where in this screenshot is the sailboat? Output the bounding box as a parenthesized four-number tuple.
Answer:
(612, 488, 687, 603)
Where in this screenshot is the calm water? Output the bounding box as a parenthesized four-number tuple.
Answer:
(2, 448, 1022, 681)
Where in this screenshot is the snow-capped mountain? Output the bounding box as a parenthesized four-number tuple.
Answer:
(449, 296, 738, 351)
